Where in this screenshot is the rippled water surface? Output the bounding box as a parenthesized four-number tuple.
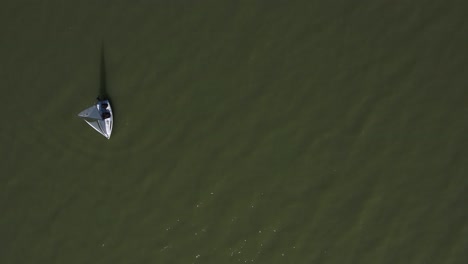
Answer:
(0, 1, 467, 263)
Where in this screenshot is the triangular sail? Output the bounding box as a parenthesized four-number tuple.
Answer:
(78, 106, 102, 120)
(85, 119, 109, 137)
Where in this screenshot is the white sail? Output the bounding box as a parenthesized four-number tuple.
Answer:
(78, 106, 102, 120)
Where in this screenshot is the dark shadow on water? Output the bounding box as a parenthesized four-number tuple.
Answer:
(97, 45, 117, 110)
(97, 45, 110, 101)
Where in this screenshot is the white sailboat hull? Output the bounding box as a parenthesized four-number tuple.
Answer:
(78, 99, 113, 139)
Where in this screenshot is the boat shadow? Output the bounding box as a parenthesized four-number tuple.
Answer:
(98, 45, 111, 101)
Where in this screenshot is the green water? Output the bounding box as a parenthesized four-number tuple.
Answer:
(0, 1, 466, 263)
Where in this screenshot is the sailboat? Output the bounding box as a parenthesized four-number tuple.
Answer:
(78, 98, 113, 139)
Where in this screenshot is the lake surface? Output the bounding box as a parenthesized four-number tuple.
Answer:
(0, 1, 466, 263)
